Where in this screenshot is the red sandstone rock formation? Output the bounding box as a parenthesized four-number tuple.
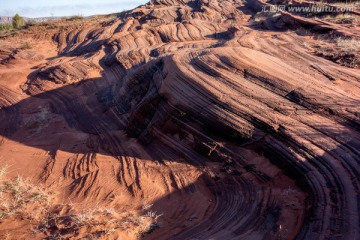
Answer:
(0, 0, 359, 239)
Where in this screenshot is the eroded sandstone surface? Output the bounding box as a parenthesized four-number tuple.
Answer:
(0, 0, 359, 239)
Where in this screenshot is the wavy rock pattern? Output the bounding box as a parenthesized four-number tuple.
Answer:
(0, 0, 359, 239)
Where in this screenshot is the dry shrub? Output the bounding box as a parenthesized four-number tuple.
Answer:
(321, 13, 360, 24)
(336, 37, 360, 52)
(0, 168, 161, 239)
(0, 168, 54, 221)
(315, 35, 360, 68)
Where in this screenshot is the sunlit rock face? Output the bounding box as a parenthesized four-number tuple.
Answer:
(0, 0, 359, 239)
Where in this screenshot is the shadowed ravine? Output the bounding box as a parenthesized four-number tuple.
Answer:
(0, 0, 359, 239)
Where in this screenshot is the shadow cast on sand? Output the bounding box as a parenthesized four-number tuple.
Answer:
(1, 77, 115, 155)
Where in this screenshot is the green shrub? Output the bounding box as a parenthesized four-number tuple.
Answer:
(12, 13, 26, 28)
(0, 23, 13, 32)
(66, 15, 84, 21)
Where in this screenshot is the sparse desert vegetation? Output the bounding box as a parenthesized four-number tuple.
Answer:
(0, 13, 115, 38)
(320, 13, 360, 25)
(0, 0, 360, 239)
(252, 0, 360, 68)
(0, 166, 54, 222)
(66, 15, 84, 21)
(315, 34, 360, 68)
(0, 166, 161, 239)
(36, 205, 161, 239)
(0, 24, 12, 32)
(336, 36, 360, 51)
(0, 14, 31, 36)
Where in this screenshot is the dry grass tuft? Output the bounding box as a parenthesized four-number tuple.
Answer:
(336, 37, 360, 52)
(321, 13, 360, 25)
(36, 206, 162, 239)
(315, 34, 360, 68)
(0, 169, 54, 221)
